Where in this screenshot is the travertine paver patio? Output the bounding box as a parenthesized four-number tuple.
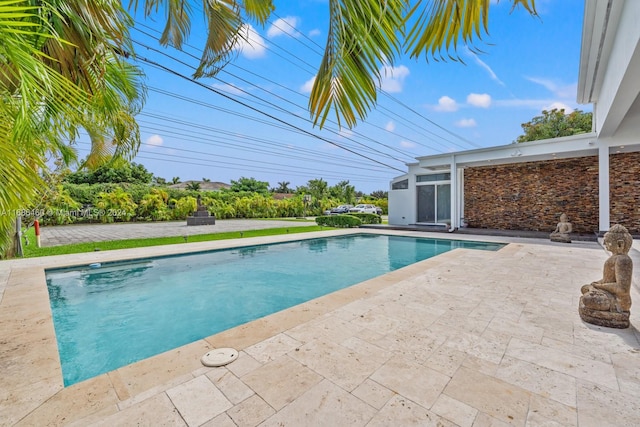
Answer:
(1, 229, 639, 426)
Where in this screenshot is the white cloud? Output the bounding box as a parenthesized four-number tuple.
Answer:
(267, 16, 299, 38)
(300, 76, 316, 93)
(542, 101, 574, 114)
(309, 29, 321, 37)
(235, 24, 266, 59)
(211, 83, 244, 95)
(385, 121, 396, 132)
(145, 134, 163, 147)
(464, 47, 506, 86)
(379, 65, 410, 93)
(495, 98, 551, 108)
(494, 98, 578, 113)
(467, 93, 492, 108)
(434, 96, 458, 112)
(455, 118, 477, 128)
(525, 77, 577, 99)
(400, 140, 416, 148)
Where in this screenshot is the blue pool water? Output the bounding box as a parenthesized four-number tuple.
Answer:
(46, 234, 503, 386)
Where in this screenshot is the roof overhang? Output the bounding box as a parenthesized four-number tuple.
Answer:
(416, 133, 599, 170)
(577, 0, 625, 104)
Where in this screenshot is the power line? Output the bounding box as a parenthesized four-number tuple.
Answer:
(131, 31, 416, 162)
(128, 49, 406, 173)
(132, 23, 468, 155)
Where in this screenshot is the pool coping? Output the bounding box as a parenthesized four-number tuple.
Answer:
(2, 228, 638, 425)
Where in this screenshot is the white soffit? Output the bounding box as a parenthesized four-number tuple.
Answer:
(417, 133, 599, 169)
(577, 0, 624, 104)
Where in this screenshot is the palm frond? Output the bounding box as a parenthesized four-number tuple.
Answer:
(404, 0, 537, 61)
(309, 0, 405, 128)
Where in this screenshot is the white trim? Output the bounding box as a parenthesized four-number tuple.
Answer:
(598, 143, 610, 232)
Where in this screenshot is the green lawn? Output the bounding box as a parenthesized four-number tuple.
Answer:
(21, 225, 327, 258)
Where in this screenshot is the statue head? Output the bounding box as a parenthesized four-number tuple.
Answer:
(603, 224, 633, 255)
(560, 213, 568, 223)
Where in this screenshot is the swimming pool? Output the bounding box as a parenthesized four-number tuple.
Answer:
(46, 234, 504, 386)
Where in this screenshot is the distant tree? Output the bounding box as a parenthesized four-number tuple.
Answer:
(172, 177, 181, 184)
(328, 180, 355, 203)
(307, 178, 328, 200)
(370, 190, 388, 199)
(515, 109, 592, 143)
(230, 177, 269, 193)
(274, 181, 292, 193)
(64, 162, 152, 185)
(202, 177, 211, 182)
(185, 181, 201, 191)
(152, 176, 167, 185)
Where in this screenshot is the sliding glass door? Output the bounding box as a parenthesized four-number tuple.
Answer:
(417, 183, 450, 224)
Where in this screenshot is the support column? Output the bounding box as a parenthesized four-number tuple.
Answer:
(598, 143, 610, 232)
(450, 155, 458, 230)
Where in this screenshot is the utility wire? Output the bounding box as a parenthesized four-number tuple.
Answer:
(128, 50, 406, 173)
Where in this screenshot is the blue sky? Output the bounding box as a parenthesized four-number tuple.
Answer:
(86, 0, 587, 193)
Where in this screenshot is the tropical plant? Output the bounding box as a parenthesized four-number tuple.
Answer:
(172, 176, 181, 184)
(136, 188, 169, 220)
(1, 0, 143, 255)
(185, 181, 201, 191)
(306, 178, 329, 201)
(95, 188, 137, 222)
(36, 185, 82, 226)
(129, 0, 536, 128)
(152, 176, 167, 185)
(172, 196, 197, 219)
(370, 190, 388, 199)
(64, 161, 152, 185)
(515, 109, 593, 142)
(273, 181, 292, 193)
(230, 177, 270, 193)
(328, 180, 356, 203)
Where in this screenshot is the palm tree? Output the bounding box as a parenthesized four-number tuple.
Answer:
(1, 0, 143, 255)
(275, 181, 291, 193)
(128, 0, 536, 128)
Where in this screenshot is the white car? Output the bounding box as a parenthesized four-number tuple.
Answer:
(348, 204, 382, 215)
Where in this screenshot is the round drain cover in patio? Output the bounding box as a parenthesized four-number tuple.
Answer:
(201, 348, 239, 367)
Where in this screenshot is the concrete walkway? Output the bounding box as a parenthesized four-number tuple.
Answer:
(2, 230, 640, 426)
(39, 219, 316, 247)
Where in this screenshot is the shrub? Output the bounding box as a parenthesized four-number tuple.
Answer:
(136, 189, 169, 221)
(346, 212, 381, 224)
(94, 188, 137, 222)
(171, 196, 197, 220)
(315, 214, 361, 228)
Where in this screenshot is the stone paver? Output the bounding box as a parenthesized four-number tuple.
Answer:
(2, 229, 640, 426)
(38, 219, 316, 247)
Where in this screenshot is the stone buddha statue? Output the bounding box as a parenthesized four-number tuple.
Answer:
(579, 224, 633, 328)
(550, 213, 572, 243)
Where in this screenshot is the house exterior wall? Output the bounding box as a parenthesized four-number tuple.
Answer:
(463, 157, 599, 233)
(388, 166, 420, 225)
(609, 151, 640, 233)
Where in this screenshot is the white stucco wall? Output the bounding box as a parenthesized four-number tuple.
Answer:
(388, 165, 420, 225)
(593, 0, 640, 138)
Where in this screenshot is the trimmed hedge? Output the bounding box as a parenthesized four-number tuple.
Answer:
(315, 214, 362, 228)
(346, 212, 382, 224)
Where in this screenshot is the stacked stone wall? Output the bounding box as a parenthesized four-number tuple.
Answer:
(610, 152, 640, 234)
(463, 157, 599, 233)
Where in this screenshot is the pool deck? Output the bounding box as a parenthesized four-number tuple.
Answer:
(2, 229, 640, 426)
